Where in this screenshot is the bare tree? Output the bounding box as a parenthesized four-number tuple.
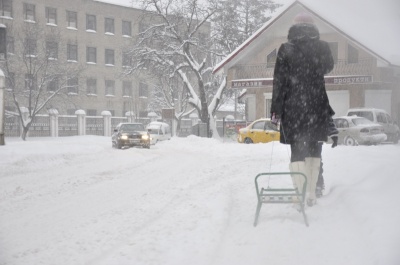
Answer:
(2, 22, 84, 140)
(125, 0, 226, 137)
(212, 0, 281, 54)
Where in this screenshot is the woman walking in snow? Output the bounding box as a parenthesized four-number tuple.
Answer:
(270, 12, 336, 206)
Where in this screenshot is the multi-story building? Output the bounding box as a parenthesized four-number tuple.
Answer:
(213, 0, 400, 124)
(0, 0, 152, 117)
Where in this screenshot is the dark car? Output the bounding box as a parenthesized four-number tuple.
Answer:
(112, 123, 151, 149)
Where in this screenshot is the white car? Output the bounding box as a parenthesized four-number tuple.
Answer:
(146, 122, 172, 144)
(333, 116, 387, 146)
(346, 108, 399, 143)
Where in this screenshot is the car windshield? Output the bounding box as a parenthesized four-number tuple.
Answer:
(147, 125, 161, 130)
(120, 124, 144, 132)
(352, 117, 374, 126)
(348, 111, 374, 122)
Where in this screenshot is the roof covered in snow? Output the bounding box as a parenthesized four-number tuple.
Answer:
(213, 0, 400, 73)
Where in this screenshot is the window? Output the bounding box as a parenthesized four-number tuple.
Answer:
(105, 80, 115, 95)
(86, 14, 96, 31)
(25, 74, 36, 90)
(25, 38, 36, 56)
(122, 51, 131, 67)
(67, 43, 78, 61)
(123, 81, 132, 97)
(46, 7, 57, 25)
(47, 78, 58, 92)
(23, 3, 35, 21)
(86, 78, 97, 95)
(252, 121, 265, 130)
(328, 42, 338, 63)
(66, 10, 77, 28)
(377, 113, 387, 124)
(87, 109, 97, 116)
(105, 49, 114, 65)
(67, 76, 78, 94)
(86, 47, 96, 63)
(333, 119, 348, 129)
(139, 82, 148, 98)
(122, 20, 131, 36)
(46, 41, 58, 59)
(0, 0, 12, 17)
(266, 49, 276, 68)
(105, 18, 114, 34)
(348, 44, 359, 64)
(7, 36, 14, 54)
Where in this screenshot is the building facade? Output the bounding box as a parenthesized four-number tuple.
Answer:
(213, 1, 400, 124)
(0, 0, 152, 117)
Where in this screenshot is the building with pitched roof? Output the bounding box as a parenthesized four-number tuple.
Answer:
(213, 0, 400, 124)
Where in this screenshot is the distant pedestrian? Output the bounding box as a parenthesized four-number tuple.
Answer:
(270, 12, 335, 206)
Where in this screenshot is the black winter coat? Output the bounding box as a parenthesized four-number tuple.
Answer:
(271, 23, 334, 144)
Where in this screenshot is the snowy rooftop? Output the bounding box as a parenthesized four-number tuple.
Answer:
(214, 0, 400, 73)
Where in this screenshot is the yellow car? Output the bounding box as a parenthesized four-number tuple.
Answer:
(237, 118, 280, 144)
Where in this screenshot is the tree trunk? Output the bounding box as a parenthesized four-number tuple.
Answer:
(21, 127, 28, 141)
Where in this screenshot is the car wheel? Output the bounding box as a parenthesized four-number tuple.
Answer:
(116, 141, 122, 149)
(344, 136, 357, 146)
(244, 138, 253, 144)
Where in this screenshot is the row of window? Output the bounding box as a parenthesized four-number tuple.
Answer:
(265, 42, 359, 67)
(6, 73, 149, 98)
(0, 1, 134, 36)
(7, 38, 133, 66)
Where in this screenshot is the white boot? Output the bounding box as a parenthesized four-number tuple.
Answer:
(305, 157, 321, 206)
(289, 161, 307, 199)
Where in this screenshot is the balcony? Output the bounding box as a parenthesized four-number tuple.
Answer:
(233, 58, 376, 80)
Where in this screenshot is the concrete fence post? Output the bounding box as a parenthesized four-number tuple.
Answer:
(48, 108, 59, 137)
(0, 69, 4, 145)
(101, 111, 112, 136)
(75, 110, 86, 136)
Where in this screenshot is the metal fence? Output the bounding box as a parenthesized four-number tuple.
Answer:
(5, 115, 20, 137)
(86, 116, 104, 136)
(5, 112, 247, 140)
(29, 115, 51, 137)
(58, 115, 78, 137)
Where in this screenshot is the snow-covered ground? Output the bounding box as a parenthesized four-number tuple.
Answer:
(1, 136, 399, 265)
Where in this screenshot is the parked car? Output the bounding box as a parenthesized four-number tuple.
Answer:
(237, 118, 280, 144)
(332, 116, 387, 146)
(346, 108, 399, 143)
(112, 123, 151, 149)
(146, 121, 171, 145)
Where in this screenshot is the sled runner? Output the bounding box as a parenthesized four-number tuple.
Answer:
(253, 172, 309, 227)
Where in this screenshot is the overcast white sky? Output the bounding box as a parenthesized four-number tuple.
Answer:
(98, 0, 400, 65)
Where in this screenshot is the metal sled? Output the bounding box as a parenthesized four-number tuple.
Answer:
(253, 172, 309, 227)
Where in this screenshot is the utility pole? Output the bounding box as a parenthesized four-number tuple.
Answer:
(0, 24, 7, 145)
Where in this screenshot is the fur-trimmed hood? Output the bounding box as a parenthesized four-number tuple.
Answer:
(288, 23, 320, 43)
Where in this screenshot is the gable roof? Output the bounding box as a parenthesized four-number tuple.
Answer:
(213, 0, 400, 74)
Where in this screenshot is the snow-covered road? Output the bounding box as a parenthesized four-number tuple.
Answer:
(1, 136, 399, 265)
